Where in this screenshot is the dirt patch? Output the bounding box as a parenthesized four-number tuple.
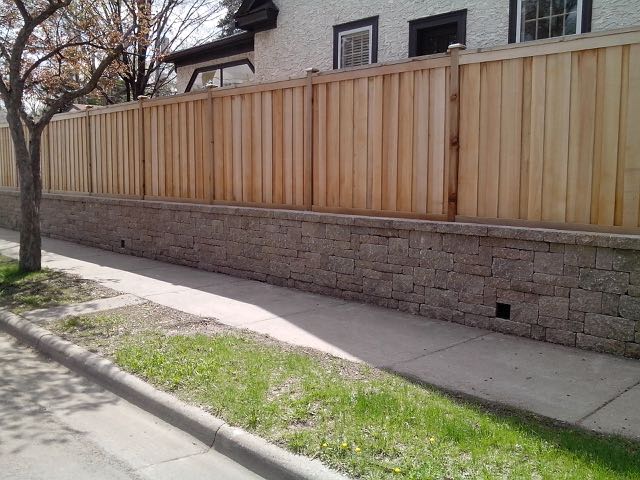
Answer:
(45, 300, 376, 382)
(46, 302, 228, 355)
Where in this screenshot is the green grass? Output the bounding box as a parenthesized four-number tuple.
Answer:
(110, 332, 640, 480)
(0, 255, 110, 313)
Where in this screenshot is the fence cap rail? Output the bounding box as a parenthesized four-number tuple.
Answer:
(459, 25, 640, 64)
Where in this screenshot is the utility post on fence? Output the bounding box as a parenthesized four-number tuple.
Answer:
(304, 68, 319, 210)
(138, 95, 149, 198)
(447, 43, 465, 222)
(85, 105, 93, 194)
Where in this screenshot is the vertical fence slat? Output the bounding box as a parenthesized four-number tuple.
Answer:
(622, 44, 640, 226)
(397, 71, 414, 213)
(427, 68, 446, 216)
(498, 58, 523, 219)
(353, 77, 368, 209)
(339, 80, 354, 209)
(566, 50, 597, 224)
(368, 76, 383, 211)
(382, 73, 399, 211)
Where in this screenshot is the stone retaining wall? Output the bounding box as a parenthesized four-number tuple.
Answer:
(1, 190, 639, 358)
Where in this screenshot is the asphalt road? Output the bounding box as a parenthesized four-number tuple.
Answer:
(0, 332, 264, 480)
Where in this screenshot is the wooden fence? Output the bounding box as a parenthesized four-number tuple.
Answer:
(457, 29, 640, 230)
(1, 27, 639, 232)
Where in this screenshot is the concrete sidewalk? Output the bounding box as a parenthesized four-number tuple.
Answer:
(1, 227, 640, 440)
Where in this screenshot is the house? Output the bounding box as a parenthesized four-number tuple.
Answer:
(165, 0, 640, 93)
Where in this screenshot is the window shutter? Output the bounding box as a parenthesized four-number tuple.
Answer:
(341, 30, 370, 68)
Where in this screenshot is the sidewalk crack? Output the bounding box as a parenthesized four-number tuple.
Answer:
(236, 301, 350, 327)
(384, 331, 491, 369)
(135, 449, 210, 471)
(576, 377, 640, 425)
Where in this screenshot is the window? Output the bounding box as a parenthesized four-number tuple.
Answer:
(409, 10, 467, 57)
(186, 60, 255, 92)
(333, 17, 378, 69)
(509, 0, 592, 43)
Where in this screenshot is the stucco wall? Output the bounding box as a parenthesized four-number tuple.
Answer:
(252, 0, 640, 82)
(253, 0, 508, 82)
(171, 1, 640, 86)
(592, 0, 640, 32)
(175, 51, 255, 93)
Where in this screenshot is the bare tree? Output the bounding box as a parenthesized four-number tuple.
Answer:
(98, 0, 226, 102)
(216, 0, 241, 37)
(0, 0, 131, 271)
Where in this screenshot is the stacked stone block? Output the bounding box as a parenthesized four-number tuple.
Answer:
(0, 190, 638, 358)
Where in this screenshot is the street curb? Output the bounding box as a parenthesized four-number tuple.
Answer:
(0, 309, 350, 480)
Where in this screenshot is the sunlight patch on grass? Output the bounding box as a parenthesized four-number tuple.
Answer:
(0, 254, 113, 313)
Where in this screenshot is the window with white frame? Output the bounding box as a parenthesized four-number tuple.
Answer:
(333, 17, 378, 69)
(515, 0, 589, 42)
(340, 27, 372, 68)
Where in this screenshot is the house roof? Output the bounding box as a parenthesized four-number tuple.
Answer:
(162, 32, 255, 68)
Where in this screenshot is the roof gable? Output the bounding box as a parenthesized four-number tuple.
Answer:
(236, 0, 273, 16)
(235, 0, 278, 32)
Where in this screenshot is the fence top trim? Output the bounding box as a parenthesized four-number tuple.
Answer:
(460, 26, 640, 64)
(311, 53, 451, 83)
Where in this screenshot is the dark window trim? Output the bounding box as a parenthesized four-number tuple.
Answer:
(581, 0, 593, 35)
(508, 0, 592, 43)
(508, 0, 518, 43)
(185, 59, 255, 93)
(333, 16, 379, 69)
(408, 9, 467, 57)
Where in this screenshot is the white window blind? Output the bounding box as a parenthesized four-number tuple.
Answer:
(340, 28, 371, 68)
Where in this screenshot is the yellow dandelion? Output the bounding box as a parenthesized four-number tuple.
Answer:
(394, 467, 402, 473)
(354, 447, 361, 453)
(429, 436, 436, 443)
(341, 442, 348, 449)
(321, 443, 328, 448)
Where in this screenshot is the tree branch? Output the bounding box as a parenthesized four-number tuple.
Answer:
(0, 74, 9, 102)
(13, 0, 31, 20)
(36, 45, 123, 128)
(9, 0, 72, 92)
(21, 40, 94, 82)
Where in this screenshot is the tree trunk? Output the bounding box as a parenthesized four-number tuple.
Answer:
(10, 123, 43, 272)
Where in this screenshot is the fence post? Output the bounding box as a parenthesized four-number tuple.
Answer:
(85, 106, 93, 194)
(304, 68, 318, 210)
(206, 83, 216, 204)
(447, 43, 465, 222)
(138, 95, 149, 198)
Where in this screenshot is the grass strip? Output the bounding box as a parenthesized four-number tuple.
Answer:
(53, 312, 640, 480)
